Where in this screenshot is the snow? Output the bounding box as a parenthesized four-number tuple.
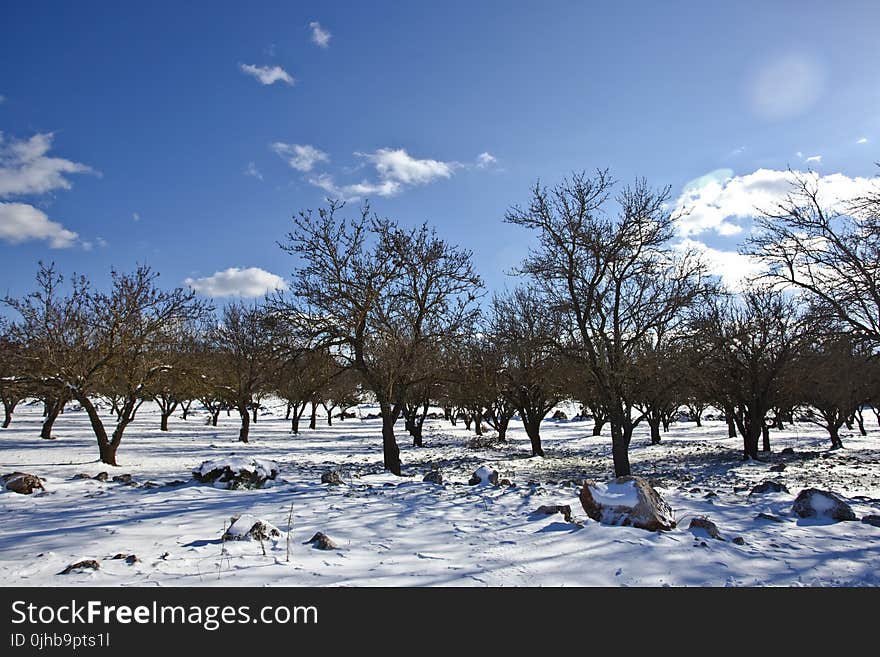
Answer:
(224, 514, 279, 540)
(195, 457, 278, 480)
(807, 491, 838, 515)
(471, 465, 497, 485)
(1, 401, 879, 586)
(587, 480, 640, 508)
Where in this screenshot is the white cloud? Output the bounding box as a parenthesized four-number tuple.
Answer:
(0, 202, 79, 248)
(308, 173, 400, 201)
(360, 148, 457, 185)
(240, 63, 294, 86)
(185, 267, 288, 298)
(857, 137, 868, 144)
(306, 148, 458, 200)
(0, 95, 5, 104)
(676, 238, 763, 292)
(747, 52, 825, 121)
(805, 155, 822, 164)
(271, 143, 329, 172)
(309, 21, 331, 48)
(0, 132, 94, 198)
(476, 152, 498, 168)
(674, 168, 880, 238)
(244, 161, 263, 180)
(132, 212, 140, 222)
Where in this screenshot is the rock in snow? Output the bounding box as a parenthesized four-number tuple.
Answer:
(2, 472, 44, 495)
(688, 517, 723, 540)
(579, 476, 676, 531)
(750, 480, 789, 495)
(468, 466, 499, 486)
(861, 515, 880, 528)
(59, 560, 100, 575)
(533, 504, 573, 522)
(222, 514, 281, 541)
(193, 458, 278, 489)
(792, 488, 857, 521)
(304, 532, 338, 550)
(423, 470, 443, 485)
(320, 470, 344, 485)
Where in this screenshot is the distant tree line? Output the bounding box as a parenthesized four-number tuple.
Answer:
(2, 168, 879, 475)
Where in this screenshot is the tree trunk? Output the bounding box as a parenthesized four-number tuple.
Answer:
(380, 404, 401, 475)
(648, 417, 662, 445)
(285, 403, 291, 420)
(252, 406, 258, 423)
(522, 417, 544, 457)
(77, 395, 116, 466)
(725, 412, 737, 439)
(181, 400, 192, 420)
(610, 424, 631, 477)
(40, 399, 63, 439)
(497, 416, 510, 441)
(309, 404, 317, 430)
(239, 407, 250, 442)
(592, 417, 606, 436)
(211, 409, 220, 426)
(854, 409, 867, 436)
(829, 424, 844, 449)
(160, 412, 171, 432)
(2, 400, 15, 428)
(326, 407, 333, 426)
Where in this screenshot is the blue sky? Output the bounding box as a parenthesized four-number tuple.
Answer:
(1, 1, 878, 299)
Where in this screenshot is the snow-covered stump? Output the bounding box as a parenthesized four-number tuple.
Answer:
(579, 476, 676, 531)
(792, 488, 857, 521)
(193, 458, 278, 490)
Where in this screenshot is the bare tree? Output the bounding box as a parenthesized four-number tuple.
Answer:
(5, 264, 210, 464)
(489, 288, 565, 456)
(506, 171, 711, 476)
(747, 170, 880, 345)
(697, 287, 804, 459)
(210, 302, 281, 443)
(281, 202, 482, 475)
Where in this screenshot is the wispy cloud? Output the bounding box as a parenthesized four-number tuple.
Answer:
(239, 63, 295, 86)
(805, 154, 822, 164)
(307, 148, 459, 200)
(309, 21, 331, 48)
(857, 137, 868, 144)
(185, 267, 288, 298)
(271, 143, 329, 172)
(244, 161, 263, 180)
(476, 152, 498, 168)
(132, 212, 140, 222)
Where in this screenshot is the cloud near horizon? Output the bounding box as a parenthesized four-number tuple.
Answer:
(185, 267, 288, 298)
(674, 168, 880, 238)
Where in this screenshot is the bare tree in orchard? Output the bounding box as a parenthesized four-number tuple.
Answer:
(697, 287, 805, 459)
(282, 202, 482, 475)
(506, 171, 711, 476)
(489, 288, 565, 457)
(210, 302, 282, 443)
(5, 263, 210, 465)
(747, 170, 880, 347)
(0, 322, 28, 429)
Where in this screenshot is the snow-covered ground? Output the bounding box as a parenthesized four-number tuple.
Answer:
(1, 400, 879, 587)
